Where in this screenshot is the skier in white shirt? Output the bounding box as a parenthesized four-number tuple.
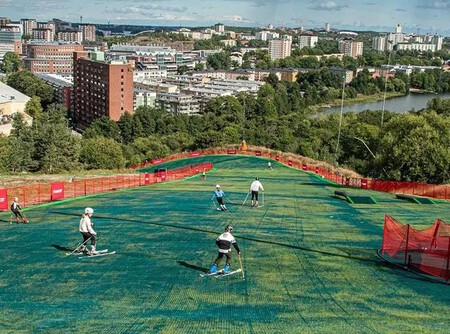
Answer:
(249, 177, 264, 207)
(79, 207, 98, 255)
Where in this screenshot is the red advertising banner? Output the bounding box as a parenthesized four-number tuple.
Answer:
(315, 167, 319, 174)
(0, 189, 8, 211)
(144, 173, 150, 185)
(302, 163, 307, 170)
(51, 182, 65, 201)
(361, 178, 368, 189)
(227, 149, 237, 154)
(288, 160, 293, 166)
(255, 151, 262, 156)
(151, 158, 163, 164)
(275, 156, 280, 161)
(189, 152, 201, 157)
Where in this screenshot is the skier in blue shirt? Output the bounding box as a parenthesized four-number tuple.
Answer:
(211, 185, 227, 211)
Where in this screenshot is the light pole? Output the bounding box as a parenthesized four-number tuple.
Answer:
(334, 74, 346, 163)
(353, 136, 388, 177)
(381, 41, 393, 128)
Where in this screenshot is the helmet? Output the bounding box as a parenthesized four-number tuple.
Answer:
(216, 184, 220, 188)
(84, 207, 94, 215)
(13, 197, 18, 201)
(255, 177, 259, 180)
(225, 225, 233, 232)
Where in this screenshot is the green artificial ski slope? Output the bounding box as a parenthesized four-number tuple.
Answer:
(0, 155, 449, 333)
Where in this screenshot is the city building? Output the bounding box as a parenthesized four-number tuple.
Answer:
(256, 31, 279, 41)
(38, 22, 56, 38)
(31, 28, 54, 42)
(214, 23, 225, 33)
(156, 93, 200, 115)
(73, 50, 134, 129)
(0, 28, 22, 62)
(134, 88, 156, 110)
(58, 30, 82, 43)
(0, 17, 11, 26)
(338, 38, 363, 59)
(325, 23, 331, 32)
(298, 35, 318, 49)
(0, 81, 32, 136)
(108, 45, 194, 73)
(24, 43, 84, 73)
(269, 36, 292, 60)
(396, 42, 437, 52)
(36, 73, 73, 111)
(79, 24, 96, 42)
(20, 19, 37, 36)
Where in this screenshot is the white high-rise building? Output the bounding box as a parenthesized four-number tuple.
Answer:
(299, 35, 318, 49)
(338, 39, 363, 58)
(325, 23, 330, 32)
(256, 31, 279, 41)
(269, 36, 292, 60)
(20, 18, 37, 36)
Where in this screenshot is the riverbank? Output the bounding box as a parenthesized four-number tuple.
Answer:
(307, 92, 405, 113)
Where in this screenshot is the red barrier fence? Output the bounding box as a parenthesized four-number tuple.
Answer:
(129, 147, 450, 201)
(381, 215, 450, 283)
(1, 162, 213, 210)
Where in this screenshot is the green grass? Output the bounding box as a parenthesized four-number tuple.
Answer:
(0, 155, 449, 333)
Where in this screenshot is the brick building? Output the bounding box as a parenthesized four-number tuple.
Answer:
(73, 50, 133, 130)
(24, 43, 84, 73)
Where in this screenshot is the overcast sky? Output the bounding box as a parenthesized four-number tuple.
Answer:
(1, 0, 450, 35)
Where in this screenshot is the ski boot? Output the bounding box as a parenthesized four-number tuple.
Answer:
(223, 263, 230, 274)
(208, 263, 218, 274)
(89, 246, 98, 255)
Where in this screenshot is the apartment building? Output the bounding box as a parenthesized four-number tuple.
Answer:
(31, 28, 54, 42)
(36, 73, 73, 111)
(298, 35, 318, 49)
(24, 43, 84, 73)
(58, 30, 82, 44)
(269, 36, 292, 60)
(79, 24, 96, 42)
(108, 45, 194, 73)
(73, 50, 133, 129)
(338, 38, 363, 59)
(20, 19, 37, 36)
(156, 93, 200, 115)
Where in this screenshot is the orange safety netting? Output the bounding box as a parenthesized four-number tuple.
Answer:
(381, 215, 450, 283)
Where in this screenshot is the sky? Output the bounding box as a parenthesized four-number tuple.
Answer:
(1, 0, 450, 35)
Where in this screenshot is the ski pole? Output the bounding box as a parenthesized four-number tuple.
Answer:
(242, 192, 250, 206)
(67, 236, 92, 256)
(238, 253, 245, 280)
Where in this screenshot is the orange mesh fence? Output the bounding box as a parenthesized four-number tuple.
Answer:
(0, 162, 212, 211)
(381, 215, 450, 283)
(130, 147, 450, 201)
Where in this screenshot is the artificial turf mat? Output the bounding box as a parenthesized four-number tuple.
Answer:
(0, 155, 449, 333)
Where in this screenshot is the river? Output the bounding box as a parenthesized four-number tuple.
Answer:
(321, 92, 450, 115)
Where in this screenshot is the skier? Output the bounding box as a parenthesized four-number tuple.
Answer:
(267, 161, 273, 170)
(249, 177, 264, 207)
(208, 225, 241, 274)
(10, 197, 27, 224)
(79, 207, 98, 255)
(211, 185, 227, 211)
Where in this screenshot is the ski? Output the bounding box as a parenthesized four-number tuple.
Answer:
(214, 268, 242, 278)
(200, 269, 224, 278)
(78, 251, 116, 259)
(66, 249, 108, 256)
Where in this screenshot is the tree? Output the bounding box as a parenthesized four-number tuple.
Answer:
(80, 137, 125, 169)
(83, 116, 121, 142)
(207, 51, 232, 70)
(24, 96, 44, 120)
(6, 71, 54, 105)
(32, 105, 81, 173)
(177, 65, 190, 75)
(6, 113, 38, 172)
(0, 52, 23, 75)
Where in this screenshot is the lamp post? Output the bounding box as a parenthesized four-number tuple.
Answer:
(353, 136, 388, 177)
(334, 74, 346, 163)
(381, 41, 393, 128)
